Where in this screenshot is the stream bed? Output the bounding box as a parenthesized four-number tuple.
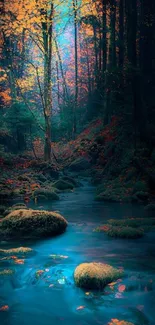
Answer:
(0, 180, 155, 325)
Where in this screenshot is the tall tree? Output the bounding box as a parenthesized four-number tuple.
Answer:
(73, 0, 78, 137)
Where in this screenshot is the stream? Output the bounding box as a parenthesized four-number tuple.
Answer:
(0, 180, 155, 325)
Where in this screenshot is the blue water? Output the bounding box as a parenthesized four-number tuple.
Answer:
(0, 181, 155, 325)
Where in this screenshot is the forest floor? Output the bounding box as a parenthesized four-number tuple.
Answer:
(0, 116, 155, 209)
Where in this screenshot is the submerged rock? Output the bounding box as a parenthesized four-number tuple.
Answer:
(0, 209, 68, 239)
(74, 262, 124, 289)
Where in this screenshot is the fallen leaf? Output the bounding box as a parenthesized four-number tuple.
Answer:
(118, 284, 126, 292)
(14, 259, 25, 265)
(76, 306, 85, 310)
(0, 305, 9, 311)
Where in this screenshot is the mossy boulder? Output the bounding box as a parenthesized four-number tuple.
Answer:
(68, 158, 91, 171)
(3, 204, 29, 217)
(144, 203, 155, 211)
(62, 176, 79, 187)
(53, 179, 74, 191)
(33, 189, 59, 201)
(132, 181, 148, 194)
(99, 225, 144, 239)
(0, 247, 33, 255)
(0, 209, 67, 239)
(108, 218, 155, 228)
(74, 262, 124, 289)
(37, 174, 47, 183)
(132, 191, 149, 202)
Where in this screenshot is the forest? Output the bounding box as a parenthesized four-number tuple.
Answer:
(0, 1, 155, 325)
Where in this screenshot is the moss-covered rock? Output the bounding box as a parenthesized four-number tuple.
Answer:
(62, 176, 79, 187)
(33, 189, 59, 201)
(3, 204, 29, 217)
(0, 247, 33, 255)
(108, 218, 155, 228)
(68, 158, 91, 171)
(0, 209, 67, 239)
(74, 262, 124, 289)
(53, 179, 74, 191)
(132, 191, 149, 202)
(132, 181, 148, 194)
(99, 225, 144, 239)
(144, 203, 155, 211)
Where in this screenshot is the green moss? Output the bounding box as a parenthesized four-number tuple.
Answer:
(33, 189, 59, 201)
(108, 218, 155, 228)
(53, 179, 74, 190)
(144, 203, 155, 211)
(62, 176, 78, 187)
(132, 191, 149, 202)
(0, 209, 67, 239)
(3, 205, 29, 217)
(100, 225, 144, 239)
(74, 262, 124, 290)
(132, 181, 148, 194)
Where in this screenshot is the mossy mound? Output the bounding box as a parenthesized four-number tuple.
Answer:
(144, 203, 155, 211)
(62, 176, 78, 187)
(108, 320, 134, 325)
(74, 262, 124, 289)
(3, 204, 29, 217)
(0, 209, 67, 239)
(108, 218, 155, 228)
(98, 225, 144, 239)
(53, 179, 74, 191)
(95, 181, 129, 202)
(68, 157, 91, 171)
(33, 189, 59, 201)
(0, 247, 33, 255)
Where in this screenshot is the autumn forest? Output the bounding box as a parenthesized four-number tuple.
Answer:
(0, 1, 155, 325)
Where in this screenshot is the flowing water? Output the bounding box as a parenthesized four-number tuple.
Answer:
(0, 180, 155, 325)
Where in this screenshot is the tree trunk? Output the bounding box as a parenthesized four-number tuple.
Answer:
(119, 0, 124, 68)
(41, 3, 53, 162)
(109, 0, 116, 69)
(102, 0, 107, 73)
(126, 0, 137, 66)
(73, 0, 78, 137)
